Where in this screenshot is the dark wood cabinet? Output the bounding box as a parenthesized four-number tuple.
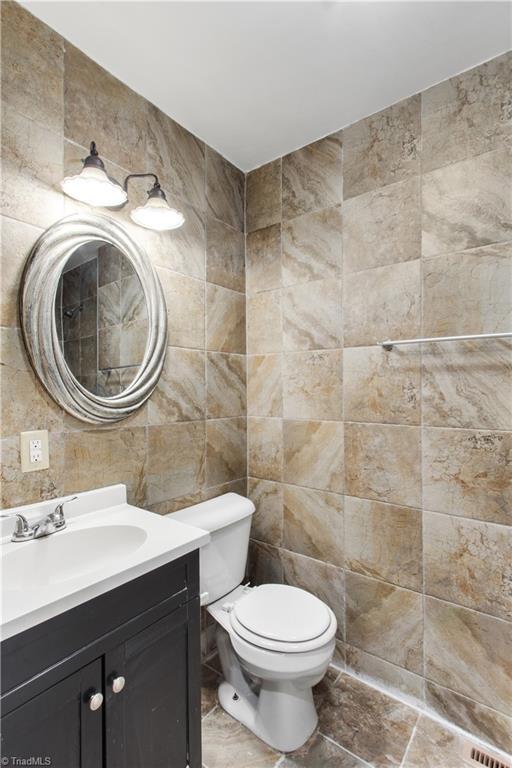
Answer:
(1, 552, 201, 768)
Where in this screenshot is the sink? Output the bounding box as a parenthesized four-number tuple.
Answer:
(2, 525, 147, 590)
(1, 484, 210, 640)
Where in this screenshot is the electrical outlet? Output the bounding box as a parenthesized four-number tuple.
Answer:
(20, 430, 49, 473)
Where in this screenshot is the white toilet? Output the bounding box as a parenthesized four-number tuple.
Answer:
(170, 492, 337, 752)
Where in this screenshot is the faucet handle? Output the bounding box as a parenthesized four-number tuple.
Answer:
(1, 512, 32, 541)
(52, 495, 78, 525)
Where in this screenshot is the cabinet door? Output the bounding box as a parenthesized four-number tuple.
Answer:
(105, 605, 192, 768)
(0, 658, 103, 768)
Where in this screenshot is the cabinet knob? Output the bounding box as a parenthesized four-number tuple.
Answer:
(88, 692, 104, 711)
(111, 675, 126, 694)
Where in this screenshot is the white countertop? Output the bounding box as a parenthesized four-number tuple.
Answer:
(0, 485, 210, 640)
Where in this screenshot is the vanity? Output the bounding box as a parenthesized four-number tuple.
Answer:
(0, 485, 209, 768)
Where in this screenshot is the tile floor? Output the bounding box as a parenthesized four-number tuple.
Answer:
(201, 659, 503, 768)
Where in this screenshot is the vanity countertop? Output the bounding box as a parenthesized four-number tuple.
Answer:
(0, 485, 210, 640)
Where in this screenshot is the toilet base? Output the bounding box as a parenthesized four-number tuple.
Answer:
(216, 628, 319, 752)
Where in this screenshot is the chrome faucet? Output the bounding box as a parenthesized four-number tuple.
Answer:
(1, 496, 78, 542)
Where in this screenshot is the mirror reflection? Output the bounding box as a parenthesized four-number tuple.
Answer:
(55, 241, 148, 397)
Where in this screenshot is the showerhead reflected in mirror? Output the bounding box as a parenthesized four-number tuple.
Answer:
(56, 241, 148, 397)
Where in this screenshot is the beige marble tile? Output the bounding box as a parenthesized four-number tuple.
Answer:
(247, 477, 283, 547)
(152, 199, 206, 280)
(202, 478, 247, 502)
(345, 423, 421, 507)
(319, 673, 418, 767)
(206, 216, 245, 292)
(64, 427, 146, 506)
(422, 53, 512, 173)
(283, 420, 343, 493)
(343, 178, 421, 273)
(344, 497, 422, 591)
(423, 339, 512, 430)
(201, 664, 220, 718)
(147, 422, 205, 504)
(283, 485, 343, 567)
(343, 346, 421, 425)
(1, 106, 64, 228)
(207, 284, 246, 354)
(422, 244, 512, 336)
(156, 269, 205, 349)
(1, 2, 64, 134)
(64, 44, 146, 172)
(248, 540, 284, 585)
(424, 511, 512, 621)
(343, 260, 421, 348)
(247, 417, 283, 481)
(282, 133, 342, 220)
(247, 291, 282, 354)
(1, 433, 64, 509)
(206, 418, 246, 486)
(424, 597, 512, 715)
(343, 96, 421, 199)
(145, 104, 205, 211)
(1, 216, 43, 327)
(246, 224, 282, 295)
(206, 147, 244, 231)
(282, 206, 342, 287)
(346, 571, 423, 673)
(402, 715, 469, 768)
(206, 353, 246, 419)
(1, 328, 63, 439)
(422, 149, 512, 258)
(202, 707, 279, 768)
(246, 159, 281, 233)
(283, 350, 343, 420)
(148, 347, 205, 424)
(425, 681, 512, 756)
(422, 427, 512, 525)
(281, 549, 344, 635)
(247, 355, 282, 417)
(344, 644, 424, 701)
(147, 492, 203, 516)
(282, 733, 368, 767)
(283, 279, 342, 351)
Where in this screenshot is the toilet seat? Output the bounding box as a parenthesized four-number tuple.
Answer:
(229, 584, 336, 653)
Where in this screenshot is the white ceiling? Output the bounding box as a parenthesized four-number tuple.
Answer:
(23, 1, 511, 171)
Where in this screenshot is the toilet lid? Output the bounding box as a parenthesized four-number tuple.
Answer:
(232, 584, 331, 643)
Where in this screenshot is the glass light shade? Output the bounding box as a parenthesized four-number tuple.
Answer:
(130, 195, 185, 231)
(61, 165, 128, 207)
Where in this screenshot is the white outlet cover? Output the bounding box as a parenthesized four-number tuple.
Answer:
(20, 430, 49, 473)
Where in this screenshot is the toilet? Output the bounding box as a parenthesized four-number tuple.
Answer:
(170, 492, 337, 752)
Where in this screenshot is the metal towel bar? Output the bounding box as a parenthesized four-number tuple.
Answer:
(378, 331, 512, 351)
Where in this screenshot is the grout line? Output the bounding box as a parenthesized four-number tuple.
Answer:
(399, 720, 419, 768)
(319, 733, 375, 767)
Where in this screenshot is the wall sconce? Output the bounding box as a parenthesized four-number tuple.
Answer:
(61, 141, 185, 231)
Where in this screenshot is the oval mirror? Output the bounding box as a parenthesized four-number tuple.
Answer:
(20, 214, 167, 423)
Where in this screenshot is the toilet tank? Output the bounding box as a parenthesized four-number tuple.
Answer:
(169, 493, 255, 605)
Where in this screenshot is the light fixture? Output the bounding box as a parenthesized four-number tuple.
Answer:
(61, 141, 185, 232)
(129, 179, 185, 231)
(61, 142, 128, 207)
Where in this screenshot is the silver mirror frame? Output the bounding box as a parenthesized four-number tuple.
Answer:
(20, 213, 167, 424)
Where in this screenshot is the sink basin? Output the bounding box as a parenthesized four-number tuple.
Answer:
(2, 525, 147, 590)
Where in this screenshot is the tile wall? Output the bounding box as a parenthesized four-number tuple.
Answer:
(0, 2, 247, 512)
(245, 52, 512, 753)
(1, 2, 511, 754)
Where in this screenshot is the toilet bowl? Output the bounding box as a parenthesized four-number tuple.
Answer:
(169, 493, 337, 752)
